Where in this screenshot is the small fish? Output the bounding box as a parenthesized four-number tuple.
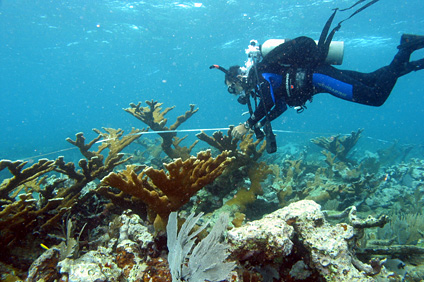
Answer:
(40, 243, 49, 250)
(383, 258, 407, 278)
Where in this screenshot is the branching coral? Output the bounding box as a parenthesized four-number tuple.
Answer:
(130, 138, 164, 168)
(196, 128, 266, 163)
(311, 128, 363, 164)
(188, 129, 268, 214)
(196, 126, 238, 154)
(0, 159, 62, 247)
(43, 128, 143, 228)
(239, 132, 266, 161)
(124, 100, 199, 160)
(225, 162, 272, 211)
(196, 129, 266, 191)
(0, 192, 62, 247)
(0, 159, 55, 204)
(0, 127, 141, 251)
(101, 150, 234, 228)
(66, 127, 143, 175)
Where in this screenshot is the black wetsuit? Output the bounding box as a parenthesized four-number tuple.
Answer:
(243, 36, 423, 130)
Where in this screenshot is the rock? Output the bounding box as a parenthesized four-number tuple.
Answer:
(227, 207, 294, 261)
(118, 210, 154, 250)
(289, 260, 312, 280)
(284, 201, 373, 281)
(26, 247, 61, 282)
(116, 239, 146, 280)
(228, 200, 377, 281)
(57, 246, 123, 282)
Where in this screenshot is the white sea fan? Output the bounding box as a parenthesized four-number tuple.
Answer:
(167, 211, 235, 282)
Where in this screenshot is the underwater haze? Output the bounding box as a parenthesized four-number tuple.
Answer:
(0, 0, 423, 161)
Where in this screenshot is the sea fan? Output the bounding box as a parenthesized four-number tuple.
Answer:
(167, 211, 235, 282)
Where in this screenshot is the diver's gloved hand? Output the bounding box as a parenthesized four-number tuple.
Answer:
(232, 124, 249, 139)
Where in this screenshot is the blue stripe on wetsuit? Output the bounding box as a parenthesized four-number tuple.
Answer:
(262, 73, 283, 104)
(312, 73, 353, 101)
(260, 73, 287, 121)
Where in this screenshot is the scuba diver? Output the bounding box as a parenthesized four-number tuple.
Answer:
(210, 2, 424, 154)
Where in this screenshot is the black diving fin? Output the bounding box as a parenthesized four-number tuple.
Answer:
(398, 34, 424, 52)
(264, 122, 277, 154)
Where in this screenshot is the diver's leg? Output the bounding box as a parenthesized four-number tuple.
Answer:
(390, 34, 424, 76)
(390, 56, 424, 76)
(311, 35, 424, 107)
(312, 65, 396, 107)
(408, 58, 424, 71)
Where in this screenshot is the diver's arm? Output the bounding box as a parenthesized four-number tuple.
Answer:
(246, 104, 266, 129)
(232, 100, 266, 139)
(267, 102, 287, 122)
(246, 98, 287, 129)
(233, 101, 287, 139)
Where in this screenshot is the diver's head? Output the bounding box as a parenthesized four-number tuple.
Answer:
(209, 64, 244, 94)
(225, 65, 244, 95)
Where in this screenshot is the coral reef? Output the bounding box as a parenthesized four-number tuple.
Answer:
(0, 159, 55, 204)
(225, 161, 272, 211)
(101, 150, 234, 228)
(24, 210, 161, 282)
(194, 128, 269, 217)
(311, 128, 363, 164)
(196, 126, 239, 154)
(228, 200, 389, 281)
(124, 100, 199, 160)
(270, 135, 384, 211)
(23, 201, 398, 282)
(196, 128, 266, 164)
(2, 98, 424, 281)
(0, 127, 141, 272)
(238, 132, 266, 161)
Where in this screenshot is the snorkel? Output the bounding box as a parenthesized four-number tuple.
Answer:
(209, 64, 230, 75)
(209, 64, 239, 83)
(209, 64, 248, 94)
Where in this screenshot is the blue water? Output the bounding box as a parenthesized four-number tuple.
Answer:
(0, 0, 423, 161)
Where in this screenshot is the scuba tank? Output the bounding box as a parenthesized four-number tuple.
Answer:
(261, 39, 344, 65)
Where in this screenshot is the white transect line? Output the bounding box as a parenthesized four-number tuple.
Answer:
(14, 127, 395, 161)
(96, 127, 231, 143)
